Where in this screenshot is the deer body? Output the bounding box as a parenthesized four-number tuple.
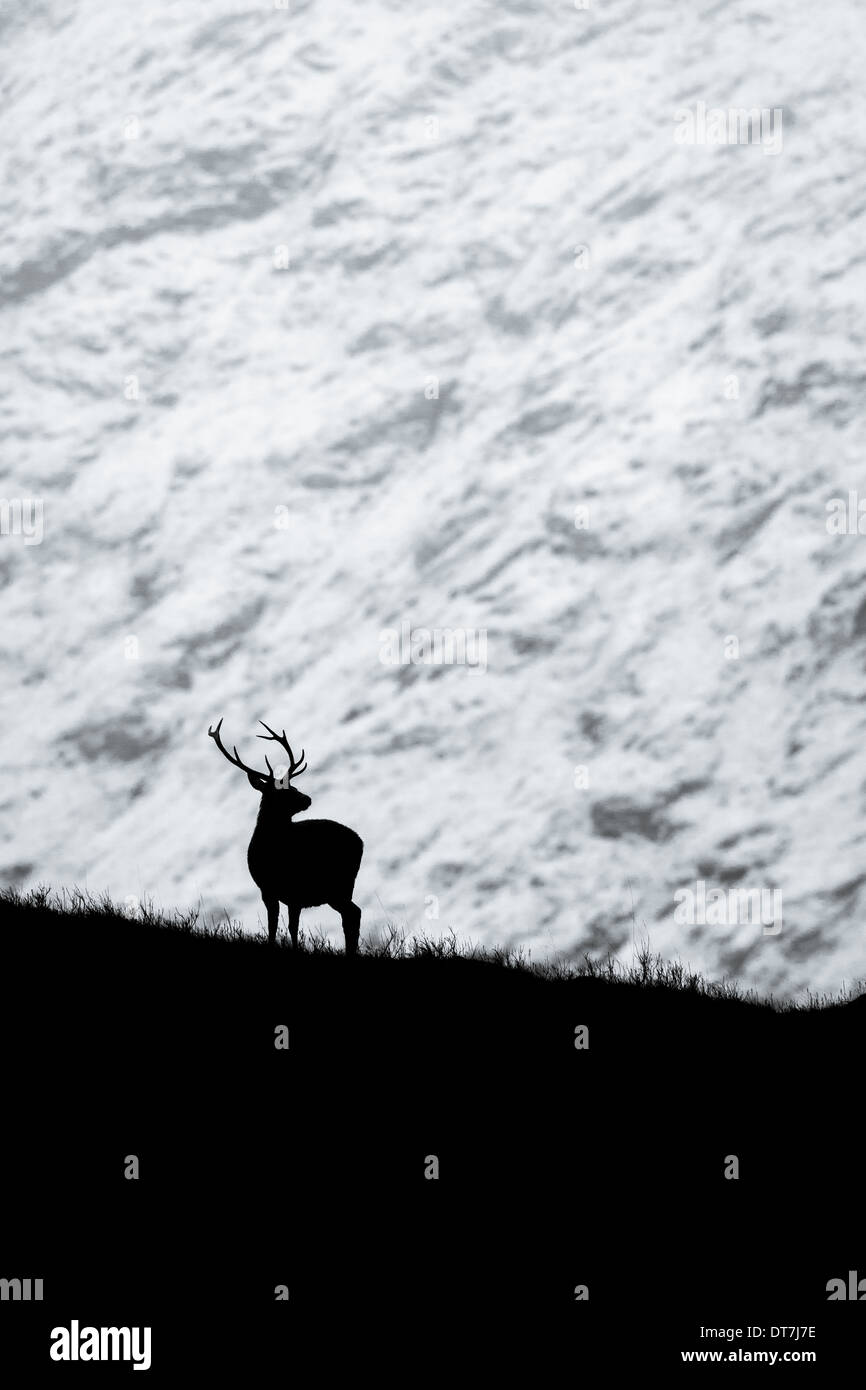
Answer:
(247, 813, 363, 953)
(209, 718, 364, 955)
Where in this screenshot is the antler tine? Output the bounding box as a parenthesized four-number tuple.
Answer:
(257, 720, 285, 744)
(257, 720, 307, 777)
(208, 717, 271, 780)
(283, 728, 307, 774)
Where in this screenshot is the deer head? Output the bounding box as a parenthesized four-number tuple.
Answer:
(208, 718, 312, 817)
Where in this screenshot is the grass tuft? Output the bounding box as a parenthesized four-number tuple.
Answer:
(1, 883, 861, 1012)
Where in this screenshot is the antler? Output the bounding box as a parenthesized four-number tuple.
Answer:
(208, 717, 274, 781)
(256, 721, 307, 780)
(208, 718, 308, 785)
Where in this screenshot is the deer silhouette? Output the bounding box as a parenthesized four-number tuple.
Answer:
(208, 718, 363, 955)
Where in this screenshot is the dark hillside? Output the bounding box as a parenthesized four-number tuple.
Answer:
(1, 888, 863, 1371)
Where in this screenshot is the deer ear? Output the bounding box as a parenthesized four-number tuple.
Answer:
(247, 771, 268, 792)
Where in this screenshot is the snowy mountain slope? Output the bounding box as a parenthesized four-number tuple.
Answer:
(2, 0, 865, 997)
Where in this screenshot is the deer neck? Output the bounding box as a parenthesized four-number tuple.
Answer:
(253, 799, 296, 835)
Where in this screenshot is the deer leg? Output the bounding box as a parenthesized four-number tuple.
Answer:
(336, 901, 361, 958)
(288, 905, 300, 951)
(264, 897, 279, 946)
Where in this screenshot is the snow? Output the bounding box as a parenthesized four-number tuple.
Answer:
(1, 0, 865, 998)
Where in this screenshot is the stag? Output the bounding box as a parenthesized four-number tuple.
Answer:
(208, 718, 363, 955)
